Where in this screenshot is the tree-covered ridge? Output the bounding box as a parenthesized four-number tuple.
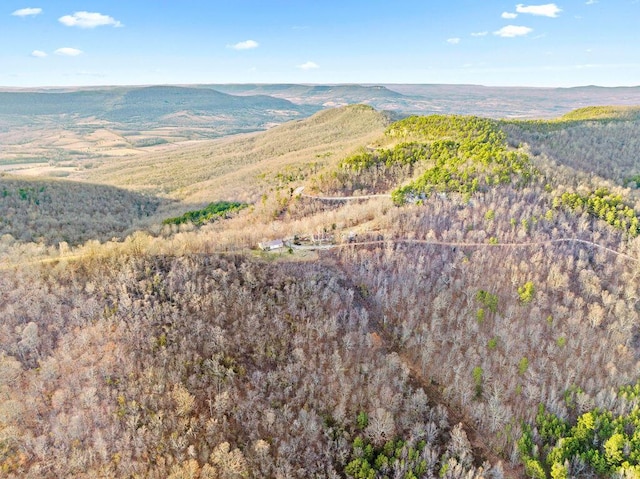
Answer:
(519, 383, 640, 479)
(500, 112, 640, 186)
(387, 115, 536, 204)
(559, 106, 640, 122)
(555, 188, 640, 237)
(500, 106, 640, 136)
(386, 114, 506, 144)
(339, 143, 430, 172)
(330, 114, 537, 204)
(162, 201, 247, 226)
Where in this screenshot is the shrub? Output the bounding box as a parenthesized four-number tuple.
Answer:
(163, 201, 247, 226)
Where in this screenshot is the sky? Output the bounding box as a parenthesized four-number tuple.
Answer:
(1, 0, 639, 88)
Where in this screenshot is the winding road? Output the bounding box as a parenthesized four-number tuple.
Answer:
(292, 237, 640, 263)
(301, 193, 392, 201)
(294, 186, 392, 201)
(291, 187, 640, 263)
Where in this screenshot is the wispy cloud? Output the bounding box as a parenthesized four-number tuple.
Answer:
(59, 11, 122, 28)
(298, 61, 319, 70)
(54, 47, 83, 57)
(586, 0, 597, 4)
(494, 25, 534, 37)
(228, 40, 259, 50)
(502, 12, 518, 18)
(471, 31, 488, 37)
(516, 3, 562, 17)
(11, 7, 42, 17)
(31, 50, 47, 58)
(447, 37, 461, 45)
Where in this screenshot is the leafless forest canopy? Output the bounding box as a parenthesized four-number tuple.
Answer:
(2, 100, 640, 478)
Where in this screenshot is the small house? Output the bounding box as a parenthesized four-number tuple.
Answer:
(258, 239, 285, 251)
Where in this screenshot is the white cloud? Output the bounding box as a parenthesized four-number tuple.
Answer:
(471, 31, 488, 37)
(298, 61, 319, 70)
(31, 50, 47, 58)
(516, 3, 562, 17)
(502, 12, 518, 18)
(447, 37, 461, 44)
(59, 11, 122, 28)
(229, 40, 259, 50)
(11, 7, 42, 17)
(494, 25, 534, 37)
(54, 47, 83, 56)
(586, 0, 597, 4)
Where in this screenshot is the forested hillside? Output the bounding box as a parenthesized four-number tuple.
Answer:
(2, 105, 640, 478)
(0, 177, 166, 245)
(501, 107, 640, 187)
(79, 104, 391, 203)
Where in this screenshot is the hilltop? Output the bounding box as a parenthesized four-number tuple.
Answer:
(559, 105, 640, 121)
(77, 104, 391, 204)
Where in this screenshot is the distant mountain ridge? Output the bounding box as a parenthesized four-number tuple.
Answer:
(3, 83, 640, 123)
(2, 83, 640, 167)
(210, 83, 408, 107)
(0, 85, 317, 126)
(211, 83, 640, 118)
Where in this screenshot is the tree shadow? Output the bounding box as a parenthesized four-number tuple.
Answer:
(0, 176, 177, 246)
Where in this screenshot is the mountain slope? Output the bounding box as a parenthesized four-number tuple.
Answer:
(79, 104, 391, 203)
(0, 176, 168, 245)
(501, 106, 640, 185)
(3, 106, 640, 478)
(0, 86, 321, 167)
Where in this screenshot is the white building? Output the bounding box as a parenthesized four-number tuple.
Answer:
(258, 239, 285, 251)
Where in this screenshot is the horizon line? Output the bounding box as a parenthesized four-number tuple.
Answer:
(1, 81, 640, 91)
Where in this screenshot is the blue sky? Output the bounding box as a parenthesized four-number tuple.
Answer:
(1, 0, 639, 87)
